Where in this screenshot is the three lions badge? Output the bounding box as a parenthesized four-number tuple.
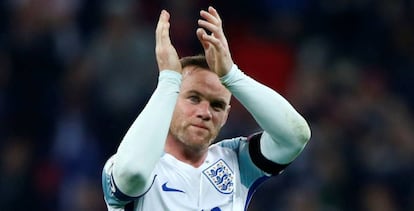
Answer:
(203, 159, 234, 194)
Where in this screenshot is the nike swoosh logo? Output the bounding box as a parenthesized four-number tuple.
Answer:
(162, 182, 185, 193)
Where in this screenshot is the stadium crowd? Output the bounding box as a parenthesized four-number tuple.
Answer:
(0, 0, 413, 210)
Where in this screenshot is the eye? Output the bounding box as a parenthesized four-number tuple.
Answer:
(188, 95, 201, 104)
(211, 101, 226, 111)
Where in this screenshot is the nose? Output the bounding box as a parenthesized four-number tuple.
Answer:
(196, 101, 212, 120)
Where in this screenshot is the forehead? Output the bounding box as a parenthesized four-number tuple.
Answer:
(181, 66, 231, 102)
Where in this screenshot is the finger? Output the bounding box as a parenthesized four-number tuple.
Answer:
(155, 10, 165, 44)
(197, 28, 222, 51)
(155, 10, 171, 46)
(196, 28, 209, 49)
(208, 6, 221, 20)
(161, 22, 172, 46)
(197, 19, 219, 36)
(200, 9, 221, 27)
(161, 11, 172, 46)
(200, 6, 222, 27)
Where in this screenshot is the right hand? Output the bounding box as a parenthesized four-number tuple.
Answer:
(155, 10, 181, 73)
(196, 6, 233, 77)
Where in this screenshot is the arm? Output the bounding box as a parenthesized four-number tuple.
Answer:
(112, 71, 180, 196)
(221, 65, 311, 165)
(111, 10, 182, 197)
(196, 6, 310, 166)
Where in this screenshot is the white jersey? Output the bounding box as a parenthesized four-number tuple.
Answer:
(102, 134, 287, 211)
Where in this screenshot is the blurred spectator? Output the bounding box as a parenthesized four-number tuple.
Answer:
(0, 136, 35, 210)
(48, 57, 103, 211)
(359, 182, 400, 211)
(0, 49, 11, 139)
(84, 0, 158, 148)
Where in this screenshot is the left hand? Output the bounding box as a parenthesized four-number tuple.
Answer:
(196, 6, 234, 77)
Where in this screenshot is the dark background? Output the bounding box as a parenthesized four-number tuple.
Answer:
(0, 0, 413, 210)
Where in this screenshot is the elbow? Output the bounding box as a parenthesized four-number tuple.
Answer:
(115, 166, 147, 186)
(112, 159, 151, 195)
(296, 119, 311, 145)
(283, 113, 311, 148)
(261, 119, 311, 164)
(287, 119, 311, 154)
(281, 122, 311, 163)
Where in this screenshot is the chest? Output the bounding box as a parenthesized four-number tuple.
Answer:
(140, 156, 243, 211)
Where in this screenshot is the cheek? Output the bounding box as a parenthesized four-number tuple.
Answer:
(219, 110, 229, 124)
(213, 114, 227, 131)
(171, 103, 190, 127)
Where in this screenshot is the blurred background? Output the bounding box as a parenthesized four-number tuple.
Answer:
(0, 0, 413, 210)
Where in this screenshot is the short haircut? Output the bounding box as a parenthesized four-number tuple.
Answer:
(179, 55, 210, 70)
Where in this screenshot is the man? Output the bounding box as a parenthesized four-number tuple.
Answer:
(102, 6, 311, 211)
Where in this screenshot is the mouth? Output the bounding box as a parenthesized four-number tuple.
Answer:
(191, 124, 209, 130)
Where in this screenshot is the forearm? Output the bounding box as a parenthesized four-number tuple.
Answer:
(221, 65, 310, 164)
(113, 70, 181, 196)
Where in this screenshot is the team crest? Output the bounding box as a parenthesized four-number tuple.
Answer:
(203, 159, 234, 194)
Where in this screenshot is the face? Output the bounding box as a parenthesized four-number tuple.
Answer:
(169, 66, 231, 152)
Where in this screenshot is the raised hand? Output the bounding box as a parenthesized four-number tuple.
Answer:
(155, 10, 181, 73)
(196, 6, 234, 77)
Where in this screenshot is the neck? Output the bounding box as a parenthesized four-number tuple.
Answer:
(165, 136, 208, 168)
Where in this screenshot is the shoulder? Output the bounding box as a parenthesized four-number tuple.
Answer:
(211, 136, 248, 151)
(213, 132, 288, 175)
(211, 132, 263, 153)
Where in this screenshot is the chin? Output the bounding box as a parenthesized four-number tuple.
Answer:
(183, 137, 210, 151)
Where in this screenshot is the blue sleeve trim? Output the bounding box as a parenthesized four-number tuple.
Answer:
(102, 161, 157, 208)
(111, 174, 157, 202)
(244, 175, 270, 211)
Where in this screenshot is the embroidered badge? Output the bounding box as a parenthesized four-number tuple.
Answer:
(203, 159, 234, 194)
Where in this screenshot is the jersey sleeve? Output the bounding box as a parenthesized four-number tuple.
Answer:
(220, 64, 310, 165)
(102, 156, 156, 210)
(218, 133, 289, 188)
(102, 156, 135, 209)
(111, 70, 181, 197)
